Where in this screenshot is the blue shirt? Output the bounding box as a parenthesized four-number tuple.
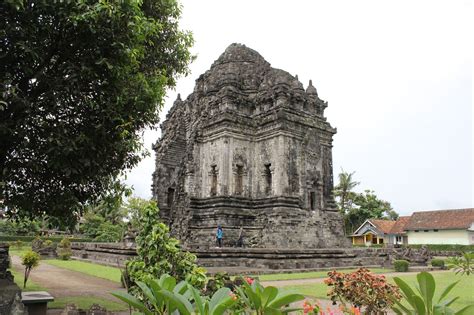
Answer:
(216, 228, 223, 239)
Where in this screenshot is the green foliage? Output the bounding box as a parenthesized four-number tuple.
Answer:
(431, 259, 445, 268)
(333, 169, 360, 215)
(113, 274, 237, 315)
(394, 260, 409, 272)
(0, 234, 92, 243)
(93, 221, 123, 242)
(449, 252, 474, 276)
(0, 218, 40, 236)
(57, 237, 72, 260)
(125, 197, 157, 230)
(126, 201, 207, 293)
(333, 170, 397, 233)
(234, 277, 305, 314)
(1, 0, 193, 221)
(325, 268, 401, 314)
(392, 271, 474, 314)
(21, 250, 40, 288)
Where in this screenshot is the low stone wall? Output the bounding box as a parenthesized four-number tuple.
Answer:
(71, 242, 402, 271)
(71, 242, 137, 267)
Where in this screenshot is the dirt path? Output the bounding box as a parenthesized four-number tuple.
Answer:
(11, 255, 125, 300)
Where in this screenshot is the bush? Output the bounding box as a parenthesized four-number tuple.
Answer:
(125, 200, 207, 296)
(0, 235, 93, 243)
(21, 250, 40, 288)
(93, 222, 123, 242)
(394, 259, 409, 272)
(57, 237, 72, 260)
(431, 258, 445, 268)
(324, 268, 401, 313)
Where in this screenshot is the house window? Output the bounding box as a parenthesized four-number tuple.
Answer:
(424, 230, 429, 232)
(167, 188, 175, 206)
(235, 165, 243, 195)
(264, 163, 272, 195)
(210, 165, 218, 196)
(396, 236, 402, 243)
(434, 229, 438, 232)
(415, 230, 419, 233)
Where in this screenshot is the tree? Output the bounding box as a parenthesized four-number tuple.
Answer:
(333, 169, 360, 215)
(21, 250, 40, 288)
(334, 169, 398, 233)
(0, 0, 193, 220)
(345, 189, 396, 232)
(126, 200, 207, 293)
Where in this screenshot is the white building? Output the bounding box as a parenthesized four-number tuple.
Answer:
(405, 208, 474, 245)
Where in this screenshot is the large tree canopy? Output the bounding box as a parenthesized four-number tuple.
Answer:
(334, 170, 398, 233)
(0, 0, 193, 219)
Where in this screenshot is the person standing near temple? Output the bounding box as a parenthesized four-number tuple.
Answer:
(216, 225, 223, 247)
(237, 226, 244, 247)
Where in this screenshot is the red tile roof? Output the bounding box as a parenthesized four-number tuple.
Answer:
(370, 219, 396, 234)
(404, 208, 474, 230)
(389, 216, 410, 234)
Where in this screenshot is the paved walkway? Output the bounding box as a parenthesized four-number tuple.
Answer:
(11, 255, 125, 300)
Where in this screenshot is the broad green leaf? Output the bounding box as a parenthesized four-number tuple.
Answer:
(209, 287, 231, 312)
(417, 272, 435, 311)
(394, 277, 419, 310)
(136, 281, 157, 307)
(268, 293, 305, 309)
(111, 291, 153, 315)
(454, 305, 474, 315)
(412, 295, 427, 315)
(160, 290, 193, 315)
(438, 280, 460, 303)
(188, 285, 205, 315)
(261, 286, 278, 307)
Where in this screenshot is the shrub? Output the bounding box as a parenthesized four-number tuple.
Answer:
(93, 222, 123, 242)
(125, 200, 207, 296)
(113, 274, 238, 315)
(57, 237, 72, 260)
(394, 259, 409, 272)
(449, 252, 474, 276)
(392, 271, 474, 314)
(21, 250, 40, 288)
(430, 258, 445, 268)
(0, 235, 93, 243)
(324, 268, 401, 314)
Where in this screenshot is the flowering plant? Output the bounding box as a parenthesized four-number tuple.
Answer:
(324, 268, 401, 314)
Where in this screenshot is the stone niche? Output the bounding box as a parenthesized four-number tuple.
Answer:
(152, 43, 350, 249)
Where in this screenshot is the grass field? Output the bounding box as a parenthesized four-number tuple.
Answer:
(282, 271, 474, 310)
(42, 259, 122, 283)
(10, 268, 46, 291)
(253, 268, 392, 281)
(48, 296, 127, 311)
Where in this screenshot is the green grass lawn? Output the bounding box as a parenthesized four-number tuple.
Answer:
(8, 246, 32, 258)
(42, 259, 122, 283)
(10, 268, 46, 291)
(254, 267, 392, 281)
(282, 272, 474, 310)
(49, 296, 127, 311)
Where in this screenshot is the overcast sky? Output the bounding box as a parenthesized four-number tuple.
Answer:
(124, 0, 473, 215)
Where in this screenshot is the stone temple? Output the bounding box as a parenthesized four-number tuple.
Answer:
(152, 43, 348, 250)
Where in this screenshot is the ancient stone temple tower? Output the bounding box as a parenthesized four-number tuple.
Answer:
(152, 44, 348, 249)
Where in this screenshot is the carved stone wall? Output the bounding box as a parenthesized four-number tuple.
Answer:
(152, 43, 349, 249)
